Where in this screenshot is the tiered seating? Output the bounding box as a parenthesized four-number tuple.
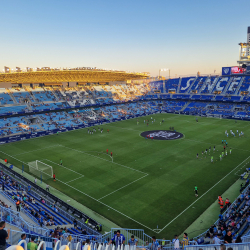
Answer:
(39, 112, 83, 130)
(11, 89, 34, 103)
(0, 105, 28, 115)
(31, 88, 57, 102)
(189, 77, 207, 93)
(200, 77, 217, 94)
(0, 89, 14, 105)
(183, 102, 207, 113)
(30, 102, 66, 111)
(161, 100, 187, 112)
(225, 76, 243, 95)
(238, 76, 250, 94)
(172, 94, 190, 99)
(0, 116, 41, 136)
(195, 184, 250, 245)
(211, 77, 230, 93)
(179, 77, 196, 93)
(0, 169, 100, 238)
(165, 78, 179, 93)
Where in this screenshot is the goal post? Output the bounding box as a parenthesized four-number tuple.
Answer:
(28, 160, 53, 180)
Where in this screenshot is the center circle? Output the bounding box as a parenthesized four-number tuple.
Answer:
(140, 130, 184, 140)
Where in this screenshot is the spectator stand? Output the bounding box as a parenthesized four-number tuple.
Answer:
(194, 183, 250, 244)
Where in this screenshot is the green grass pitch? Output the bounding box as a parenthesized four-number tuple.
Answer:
(0, 113, 250, 238)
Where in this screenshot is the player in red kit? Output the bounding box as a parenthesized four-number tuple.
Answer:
(111, 152, 113, 157)
(106, 149, 108, 154)
(53, 173, 56, 181)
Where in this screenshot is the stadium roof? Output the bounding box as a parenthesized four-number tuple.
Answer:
(0, 69, 148, 84)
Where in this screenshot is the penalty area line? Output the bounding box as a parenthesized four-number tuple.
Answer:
(157, 155, 250, 233)
(66, 176, 84, 183)
(98, 174, 148, 201)
(54, 176, 155, 232)
(12, 144, 61, 156)
(43, 159, 84, 177)
(59, 145, 147, 175)
(0, 150, 155, 232)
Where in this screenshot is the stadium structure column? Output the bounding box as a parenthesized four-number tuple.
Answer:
(247, 26, 250, 57)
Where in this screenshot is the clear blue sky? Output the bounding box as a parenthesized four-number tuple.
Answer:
(1, 0, 250, 77)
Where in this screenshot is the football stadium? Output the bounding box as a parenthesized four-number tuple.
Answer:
(1, 2, 250, 250)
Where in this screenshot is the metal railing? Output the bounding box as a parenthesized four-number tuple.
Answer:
(0, 205, 49, 236)
(102, 228, 170, 246)
(194, 184, 250, 240)
(185, 242, 250, 250)
(10, 229, 56, 250)
(29, 189, 100, 235)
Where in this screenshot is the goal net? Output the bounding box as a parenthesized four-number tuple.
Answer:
(28, 160, 53, 180)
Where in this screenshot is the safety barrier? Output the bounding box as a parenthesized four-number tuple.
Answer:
(0, 205, 49, 236)
(185, 242, 250, 250)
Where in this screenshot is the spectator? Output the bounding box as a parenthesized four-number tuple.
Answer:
(172, 235, 180, 249)
(18, 234, 26, 249)
(235, 235, 242, 243)
(81, 229, 87, 235)
(128, 235, 138, 246)
(109, 230, 125, 247)
(219, 244, 226, 250)
(224, 231, 232, 244)
(16, 200, 21, 212)
(0, 221, 10, 250)
(27, 236, 38, 250)
(181, 233, 189, 248)
(151, 236, 160, 250)
(213, 234, 220, 244)
(67, 235, 72, 242)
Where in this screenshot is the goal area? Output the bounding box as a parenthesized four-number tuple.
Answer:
(28, 160, 53, 180)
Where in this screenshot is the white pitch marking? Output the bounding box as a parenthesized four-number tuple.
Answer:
(98, 174, 148, 201)
(0, 150, 154, 231)
(66, 176, 84, 183)
(53, 175, 155, 231)
(12, 144, 60, 156)
(59, 145, 147, 175)
(157, 155, 250, 233)
(43, 159, 84, 177)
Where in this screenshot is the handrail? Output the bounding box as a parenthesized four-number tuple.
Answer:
(0, 204, 49, 236)
(17, 240, 27, 250)
(54, 240, 61, 250)
(37, 241, 46, 250)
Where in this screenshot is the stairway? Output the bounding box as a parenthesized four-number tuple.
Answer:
(180, 101, 190, 111)
(51, 87, 61, 101)
(222, 77, 233, 94)
(198, 76, 210, 94)
(7, 90, 18, 104)
(28, 90, 37, 102)
(231, 104, 237, 112)
(186, 77, 197, 94)
(209, 77, 220, 94)
(234, 77, 245, 95)
(163, 80, 166, 93)
(176, 78, 182, 93)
